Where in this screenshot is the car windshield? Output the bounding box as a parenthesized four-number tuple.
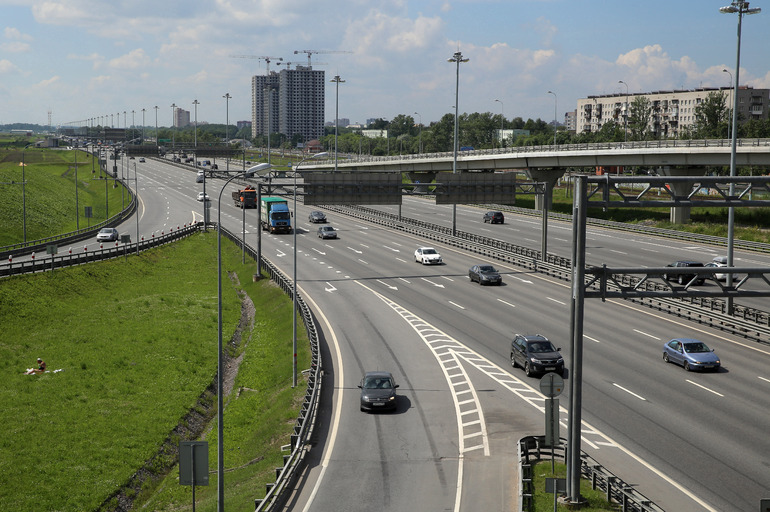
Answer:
(321, 227, 333, 231)
(422, 249, 437, 255)
(364, 377, 392, 389)
(479, 265, 496, 273)
(528, 341, 555, 353)
(100, 229, 111, 233)
(683, 342, 710, 353)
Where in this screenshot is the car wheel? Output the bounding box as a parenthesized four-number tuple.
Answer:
(524, 362, 533, 377)
(678, 275, 685, 285)
(511, 353, 517, 368)
(663, 353, 670, 363)
(684, 361, 691, 371)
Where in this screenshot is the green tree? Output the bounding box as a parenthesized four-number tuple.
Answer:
(693, 91, 729, 138)
(628, 96, 653, 141)
(389, 114, 415, 138)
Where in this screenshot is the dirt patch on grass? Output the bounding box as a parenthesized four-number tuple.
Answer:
(98, 272, 255, 512)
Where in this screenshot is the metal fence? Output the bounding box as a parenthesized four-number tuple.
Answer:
(518, 436, 664, 512)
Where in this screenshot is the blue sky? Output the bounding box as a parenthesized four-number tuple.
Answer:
(1, 0, 768, 128)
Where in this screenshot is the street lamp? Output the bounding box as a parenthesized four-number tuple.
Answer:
(494, 99, 504, 148)
(547, 90, 557, 145)
(414, 111, 422, 154)
(154, 106, 159, 151)
(721, 0, 760, 316)
(330, 76, 345, 171)
(193, 99, 199, 167)
(618, 80, 629, 142)
(722, 69, 733, 140)
(21, 144, 30, 242)
(223, 93, 231, 172)
(292, 152, 328, 387)
(170, 103, 177, 151)
(141, 108, 146, 143)
(216, 162, 271, 512)
(448, 50, 469, 236)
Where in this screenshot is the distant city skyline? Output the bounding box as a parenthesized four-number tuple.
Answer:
(1, 1, 768, 128)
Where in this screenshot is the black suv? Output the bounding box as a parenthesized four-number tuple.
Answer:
(663, 261, 705, 285)
(483, 211, 504, 224)
(510, 334, 564, 377)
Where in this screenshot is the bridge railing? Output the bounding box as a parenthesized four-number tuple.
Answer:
(332, 137, 770, 165)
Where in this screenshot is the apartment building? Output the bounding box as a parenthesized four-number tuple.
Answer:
(251, 65, 325, 143)
(174, 108, 191, 128)
(576, 86, 769, 138)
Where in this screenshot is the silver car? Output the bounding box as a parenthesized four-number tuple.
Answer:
(96, 227, 119, 242)
(317, 226, 337, 239)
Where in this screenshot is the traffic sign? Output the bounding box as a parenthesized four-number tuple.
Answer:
(539, 372, 564, 398)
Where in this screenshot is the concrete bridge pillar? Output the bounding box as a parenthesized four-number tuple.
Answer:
(656, 166, 709, 224)
(524, 168, 567, 210)
(407, 171, 438, 194)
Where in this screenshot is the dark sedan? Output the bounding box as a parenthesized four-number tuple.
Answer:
(468, 264, 502, 285)
(483, 211, 504, 224)
(308, 210, 327, 223)
(663, 338, 721, 371)
(663, 261, 705, 285)
(358, 371, 399, 412)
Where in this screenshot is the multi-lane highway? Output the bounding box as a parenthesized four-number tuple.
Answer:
(127, 158, 770, 512)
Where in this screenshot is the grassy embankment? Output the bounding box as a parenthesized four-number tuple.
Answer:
(0, 232, 310, 511)
(0, 146, 127, 246)
(531, 461, 620, 511)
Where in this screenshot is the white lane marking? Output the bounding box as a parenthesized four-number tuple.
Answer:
(441, 275, 454, 282)
(376, 279, 398, 290)
(759, 376, 770, 384)
(312, 248, 326, 255)
(612, 383, 647, 401)
(686, 380, 724, 397)
(547, 297, 566, 306)
(511, 275, 533, 284)
(325, 282, 337, 292)
(383, 245, 400, 252)
(420, 278, 445, 288)
(633, 329, 660, 340)
(497, 299, 516, 308)
(449, 301, 465, 309)
(585, 335, 602, 343)
(347, 246, 362, 254)
(398, 277, 411, 284)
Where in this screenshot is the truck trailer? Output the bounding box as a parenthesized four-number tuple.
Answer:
(260, 196, 292, 233)
(232, 187, 257, 208)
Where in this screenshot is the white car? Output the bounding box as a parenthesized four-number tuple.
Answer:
(197, 192, 210, 202)
(415, 247, 442, 265)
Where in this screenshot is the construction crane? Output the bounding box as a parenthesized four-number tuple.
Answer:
(276, 60, 328, 70)
(229, 55, 283, 75)
(293, 50, 352, 68)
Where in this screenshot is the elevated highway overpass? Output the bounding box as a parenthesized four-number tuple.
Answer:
(308, 138, 770, 223)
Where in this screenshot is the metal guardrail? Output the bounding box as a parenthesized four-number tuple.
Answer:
(214, 228, 323, 512)
(480, 201, 770, 255)
(0, 176, 136, 260)
(518, 436, 663, 512)
(1, 221, 324, 512)
(324, 204, 770, 343)
(0, 220, 194, 278)
(329, 137, 770, 165)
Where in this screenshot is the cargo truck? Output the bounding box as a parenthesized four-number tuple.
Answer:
(232, 187, 257, 208)
(260, 196, 292, 233)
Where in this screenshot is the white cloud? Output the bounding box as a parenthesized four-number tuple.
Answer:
(1, 41, 31, 53)
(5, 27, 33, 41)
(107, 48, 151, 70)
(0, 59, 21, 74)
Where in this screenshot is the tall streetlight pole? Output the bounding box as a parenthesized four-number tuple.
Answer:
(448, 50, 469, 237)
(223, 93, 231, 172)
(292, 152, 328, 387)
(141, 108, 146, 143)
(721, 0, 760, 316)
(494, 99, 504, 148)
(216, 163, 271, 512)
(722, 68, 733, 140)
(21, 144, 30, 242)
(330, 76, 345, 171)
(618, 80, 629, 142)
(414, 111, 422, 154)
(170, 103, 177, 151)
(154, 106, 159, 150)
(547, 90, 557, 145)
(193, 99, 199, 167)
